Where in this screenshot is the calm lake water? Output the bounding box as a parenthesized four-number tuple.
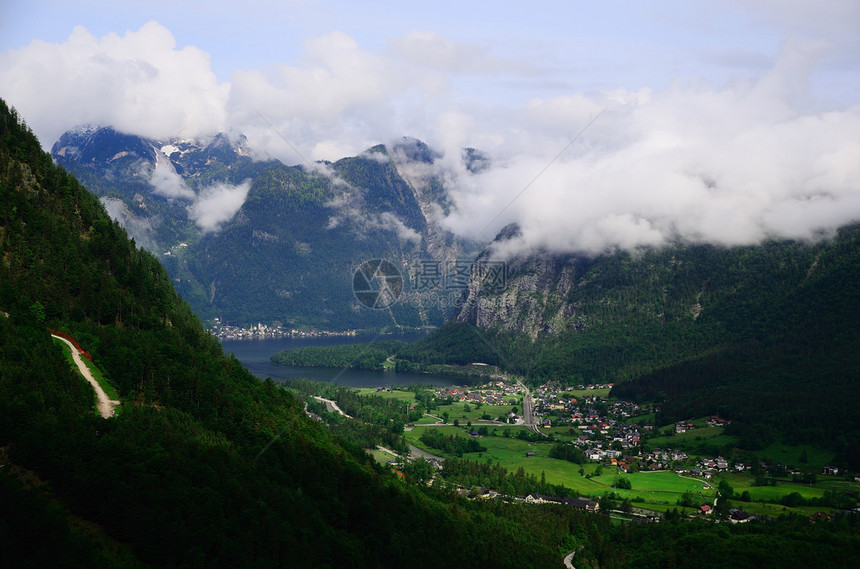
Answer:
(220, 332, 457, 388)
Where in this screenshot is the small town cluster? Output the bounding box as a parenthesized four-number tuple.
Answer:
(434, 380, 749, 475)
(209, 318, 358, 340)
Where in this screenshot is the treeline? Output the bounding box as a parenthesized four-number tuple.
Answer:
(272, 340, 406, 369)
(419, 429, 487, 456)
(291, 378, 418, 452)
(581, 514, 860, 569)
(271, 337, 494, 381)
(549, 442, 586, 464)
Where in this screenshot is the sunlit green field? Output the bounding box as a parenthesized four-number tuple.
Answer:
(590, 471, 716, 505)
(354, 387, 417, 401)
(406, 426, 719, 503)
(433, 400, 520, 422)
(723, 473, 828, 501)
(558, 387, 611, 398)
(367, 448, 395, 466)
(405, 422, 858, 516)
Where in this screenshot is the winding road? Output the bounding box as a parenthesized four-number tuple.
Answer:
(53, 334, 119, 418)
(563, 549, 576, 569)
(312, 396, 352, 418)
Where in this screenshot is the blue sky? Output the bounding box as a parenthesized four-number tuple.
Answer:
(2, 0, 859, 253)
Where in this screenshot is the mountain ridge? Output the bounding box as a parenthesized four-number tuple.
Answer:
(52, 127, 479, 330)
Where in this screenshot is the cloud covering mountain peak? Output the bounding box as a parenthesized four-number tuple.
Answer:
(3, 10, 860, 256)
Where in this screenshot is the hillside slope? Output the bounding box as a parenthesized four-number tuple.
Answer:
(1, 100, 571, 567)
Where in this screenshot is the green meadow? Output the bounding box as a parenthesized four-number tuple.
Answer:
(354, 387, 417, 401)
(560, 388, 611, 398)
(404, 416, 857, 516)
(752, 442, 836, 472)
(407, 425, 720, 504)
(647, 425, 738, 454)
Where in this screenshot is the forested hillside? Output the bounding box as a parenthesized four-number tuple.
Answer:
(0, 99, 584, 567)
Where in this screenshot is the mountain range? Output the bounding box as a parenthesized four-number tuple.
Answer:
(52, 127, 477, 330)
(50, 122, 860, 464)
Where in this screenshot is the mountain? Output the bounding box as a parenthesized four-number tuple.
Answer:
(52, 129, 476, 330)
(2, 100, 579, 567)
(409, 223, 860, 464)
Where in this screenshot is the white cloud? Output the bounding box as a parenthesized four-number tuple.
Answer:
(1, 17, 858, 256)
(149, 152, 196, 199)
(437, 42, 860, 256)
(0, 22, 228, 145)
(187, 181, 251, 232)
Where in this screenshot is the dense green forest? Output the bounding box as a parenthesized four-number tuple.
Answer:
(270, 335, 496, 381)
(271, 340, 407, 369)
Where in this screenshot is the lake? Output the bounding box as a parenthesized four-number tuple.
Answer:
(220, 332, 457, 387)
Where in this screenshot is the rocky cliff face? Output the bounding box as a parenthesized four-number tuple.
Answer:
(458, 248, 586, 338)
(455, 223, 722, 340)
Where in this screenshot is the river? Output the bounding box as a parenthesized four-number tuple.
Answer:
(219, 332, 457, 388)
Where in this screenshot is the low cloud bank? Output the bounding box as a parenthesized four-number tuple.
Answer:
(2, 17, 858, 254)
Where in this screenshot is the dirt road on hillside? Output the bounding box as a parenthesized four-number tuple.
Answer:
(53, 335, 119, 418)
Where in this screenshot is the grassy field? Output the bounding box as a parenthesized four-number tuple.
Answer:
(629, 502, 699, 515)
(354, 387, 417, 401)
(431, 400, 519, 423)
(753, 442, 836, 472)
(723, 473, 828, 501)
(367, 448, 396, 466)
(560, 388, 611, 398)
(54, 337, 121, 404)
(406, 426, 721, 505)
(542, 426, 579, 442)
(647, 426, 738, 455)
(589, 470, 716, 506)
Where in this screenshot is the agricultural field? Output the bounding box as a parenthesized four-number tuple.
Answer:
(590, 471, 716, 507)
(354, 387, 417, 401)
(406, 425, 709, 505)
(752, 442, 836, 472)
(367, 448, 396, 466)
(560, 388, 612, 398)
(429, 400, 520, 423)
